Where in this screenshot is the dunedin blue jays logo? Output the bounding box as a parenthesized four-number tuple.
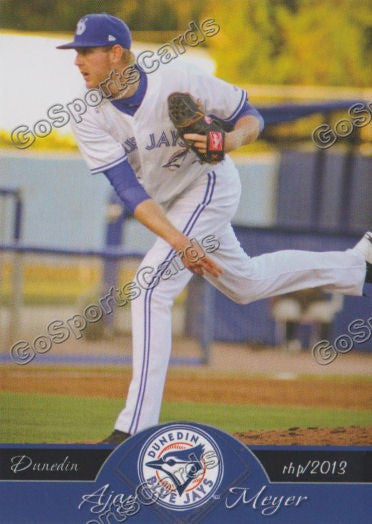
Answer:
(137, 423, 223, 511)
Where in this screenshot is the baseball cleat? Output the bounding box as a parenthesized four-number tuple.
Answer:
(354, 232, 372, 261)
(99, 429, 131, 445)
(354, 232, 372, 284)
(366, 264, 372, 284)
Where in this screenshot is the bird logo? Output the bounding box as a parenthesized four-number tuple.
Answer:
(145, 444, 205, 496)
(162, 148, 188, 170)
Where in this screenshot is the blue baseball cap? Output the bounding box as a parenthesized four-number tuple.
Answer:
(57, 13, 131, 49)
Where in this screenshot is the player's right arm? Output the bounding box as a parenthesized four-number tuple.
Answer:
(105, 161, 222, 277)
(133, 199, 222, 277)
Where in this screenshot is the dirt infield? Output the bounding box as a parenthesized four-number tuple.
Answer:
(2, 366, 371, 444)
(236, 426, 371, 445)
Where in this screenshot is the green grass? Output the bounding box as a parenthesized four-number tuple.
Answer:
(1, 392, 371, 443)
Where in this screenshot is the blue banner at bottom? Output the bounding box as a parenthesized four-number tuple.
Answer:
(0, 421, 370, 523)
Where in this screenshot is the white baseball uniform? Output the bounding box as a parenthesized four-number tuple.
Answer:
(71, 61, 366, 434)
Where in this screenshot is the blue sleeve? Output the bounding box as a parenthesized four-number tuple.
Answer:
(213, 100, 265, 133)
(104, 159, 150, 213)
(230, 101, 265, 132)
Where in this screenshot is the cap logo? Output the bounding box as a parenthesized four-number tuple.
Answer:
(76, 18, 87, 36)
(108, 35, 116, 41)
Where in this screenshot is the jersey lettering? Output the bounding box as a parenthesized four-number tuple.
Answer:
(145, 130, 183, 150)
(156, 131, 170, 148)
(123, 137, 137, 154)
(171, 130, 180, 146)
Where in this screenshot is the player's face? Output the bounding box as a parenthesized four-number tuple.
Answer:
(74, 47, 114, 88)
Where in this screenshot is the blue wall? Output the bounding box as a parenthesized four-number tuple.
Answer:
(0, 152, 278, 250)
(277, 150, 371, 232)
(0, 153, 109, 249)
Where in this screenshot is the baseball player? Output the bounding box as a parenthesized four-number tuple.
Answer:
(57, 13, 371, 444)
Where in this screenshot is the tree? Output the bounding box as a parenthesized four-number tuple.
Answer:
(203, 0, 371, 86)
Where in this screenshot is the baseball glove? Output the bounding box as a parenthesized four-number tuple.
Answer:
(168, 92, 225, 163)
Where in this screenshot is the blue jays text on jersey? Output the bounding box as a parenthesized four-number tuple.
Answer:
(122, 129, 184, 155)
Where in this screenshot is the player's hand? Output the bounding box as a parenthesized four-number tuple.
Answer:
(173, 235, 223, 278)
(183, 133, 207, 155)
(184, 132, 235, 155)
(182, 251, 223, 277)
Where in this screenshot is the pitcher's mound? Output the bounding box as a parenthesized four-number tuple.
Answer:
(235, 426, 371, 445)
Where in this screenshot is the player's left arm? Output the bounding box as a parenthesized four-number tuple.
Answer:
(185, 85, 265, 153)
(186, 111, 261, 151)
(224, 113, 261, 151)
(182, 73, 264, 156)
(184, 112, 261, 156)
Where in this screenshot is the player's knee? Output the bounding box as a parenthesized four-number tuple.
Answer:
(227, 281, 265, 304)
(131, 274, 175, 309)
(229, 291, 252, 305)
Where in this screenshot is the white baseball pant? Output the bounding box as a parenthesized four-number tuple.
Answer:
(114, 162, 366, 433)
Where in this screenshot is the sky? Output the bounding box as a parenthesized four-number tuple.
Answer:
(0, 32, 215, 134)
